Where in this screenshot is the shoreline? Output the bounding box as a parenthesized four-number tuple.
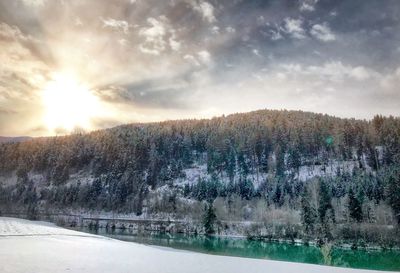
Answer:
(67, 223, 400, 252)
(3, 211, 400, 251)
(0, 217, 394, 273)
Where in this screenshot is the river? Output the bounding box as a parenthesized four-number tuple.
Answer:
(74, 227, 400, 271)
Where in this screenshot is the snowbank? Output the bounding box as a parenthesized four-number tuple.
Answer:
(0, 217, 387, 273)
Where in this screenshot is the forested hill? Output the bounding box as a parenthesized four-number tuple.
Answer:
(1, 109, 400, 243)
(1, 109, 399, 181)
(0, 136, 31, 143)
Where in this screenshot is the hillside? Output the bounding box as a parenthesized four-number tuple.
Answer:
(0, 136, 31, 144)
(0, 109, 400, 246)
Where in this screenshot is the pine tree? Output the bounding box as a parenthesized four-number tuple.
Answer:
(287, 145, 301, 171)
(386, 169, 400, 224)
(317, 179, 335, 241)
(301, 187, 317, 234)
(273, 182, 283, 207)
(238, 178, 254, 200)
(226, 147, 236, 182)
(275, 144, 285, 177)
(348, 188, 363, 222)
(318, 179, 334, 223)
(203, 203, 217, 235)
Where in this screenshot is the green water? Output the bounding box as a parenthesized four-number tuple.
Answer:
(77, 228, 400, 271)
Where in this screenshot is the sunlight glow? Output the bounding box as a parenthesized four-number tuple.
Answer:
(41, 73, 101, 134)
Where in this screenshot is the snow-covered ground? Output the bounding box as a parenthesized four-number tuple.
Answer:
(0, 217, 96, 236)
(295, 160, 358, 182)
(0, 217, 388, 273)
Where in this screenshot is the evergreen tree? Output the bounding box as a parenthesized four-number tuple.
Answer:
(273, 182, 284, 207)
(237, 151, 249, 177)
(301, 187, 317, 234)
(260, 146, 270, 173)
(25, 182, 38, 220)
(226, 147, 236, 182)
(287, 145, 301, 171)
(348, 188, 363, 222)
(238, 178, 254, 200)
(275, 145, 286, 177)
(203, 203, 217, 235)
(317, 179, 335, 241)
(318, 179, 334, 223)
(386, 169, 400, 224)
(1, 109, 400, 236)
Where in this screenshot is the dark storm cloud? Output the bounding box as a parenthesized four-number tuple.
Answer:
(206, 0, 400, 71)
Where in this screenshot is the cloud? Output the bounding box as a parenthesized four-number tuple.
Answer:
(0, 23, 52, 135)
(118, 38, 128, 46)
(206, 61, 396, 120)
(1, 0, 400, 135)
(257, 16, 266, 25)
(283, 18, 306, 39)
(74, 17, 83, 26)
(0, 108, 17, 115)
(191, 1, 216, 23)
(197, 50, 212, 65)
(138, 16, 182, 55)
(95, 78, 191, 110)
(280, 61, 374, 83)
(211, 26, 220, 35)
(252, 49, 262, 57)
(226, 27, 236, 34)
(330, 11, 338, 17)
(20, 0, 46, 7)
(299, 0, 318, 12)
(269, 28, 283, 40)
(0, 23, 48, 84)
(183, 51, 212, 67)
(101, 18, 130, 34)
(169, 34, 181, 51)
(0, 22, 32, 42)
(380, 67, 400, 93)
(350, 66, 371, 81)
(184, 54, 200, 66)
(139, 17, 168, 55)
(93, 85, 127, 102)
(310, 23, 336, 42)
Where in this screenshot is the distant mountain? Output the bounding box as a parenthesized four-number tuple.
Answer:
(0, 136, 31, 143)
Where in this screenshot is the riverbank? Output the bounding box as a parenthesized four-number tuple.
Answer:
(2, 211, 399, 251)
(75, 226, 400, 271)
(0, 217, 392, 273)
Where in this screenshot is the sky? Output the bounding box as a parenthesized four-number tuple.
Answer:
(0, 0, 400, 136)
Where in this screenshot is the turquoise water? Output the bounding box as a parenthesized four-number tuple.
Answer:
(76, 228, 400, 271)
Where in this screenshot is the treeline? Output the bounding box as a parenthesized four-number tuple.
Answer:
(0, 109, 400, 244)
(1, 110, 399, 183)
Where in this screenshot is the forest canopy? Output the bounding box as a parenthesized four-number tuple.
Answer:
(1, 109, 400, 245)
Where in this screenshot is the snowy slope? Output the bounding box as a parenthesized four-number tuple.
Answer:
(0, 217, 389, 273)
(0, 217, 97, 237)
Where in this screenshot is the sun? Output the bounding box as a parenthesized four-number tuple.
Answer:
(41, 73, 100, 134)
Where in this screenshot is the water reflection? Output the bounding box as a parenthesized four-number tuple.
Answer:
(75, 227, 400, 271)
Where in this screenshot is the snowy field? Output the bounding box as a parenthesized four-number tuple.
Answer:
(0, 217, 389, 273)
